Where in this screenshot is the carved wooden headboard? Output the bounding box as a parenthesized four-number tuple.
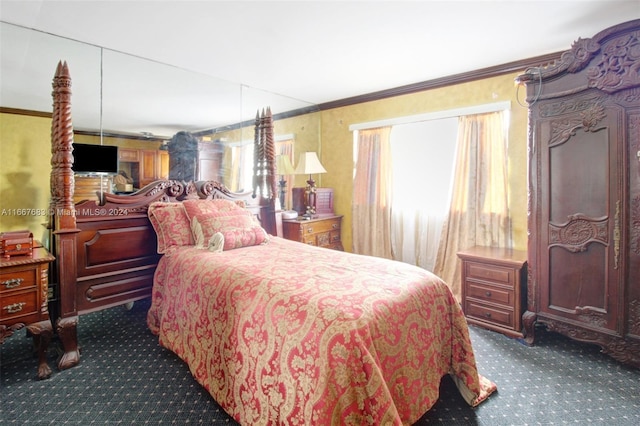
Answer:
(48, 61, 277, 370)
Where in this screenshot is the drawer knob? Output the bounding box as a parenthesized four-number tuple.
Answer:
(307, 227, 313, 233)
(484, 312, 492, 318)
(2, 278, 24, 289)
(3, 302, 26, 314)
(332, 224, 338, 229)
(485, 291, 492, 297)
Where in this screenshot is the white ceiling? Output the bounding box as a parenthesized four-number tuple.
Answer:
(1, 0, 639, 136)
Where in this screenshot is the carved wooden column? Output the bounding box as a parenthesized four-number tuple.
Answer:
(50, 60, 81, 370)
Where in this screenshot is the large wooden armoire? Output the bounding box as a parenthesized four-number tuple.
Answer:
(518, 19, 639, 368)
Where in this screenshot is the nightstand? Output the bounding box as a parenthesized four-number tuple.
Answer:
(282, 215, 344, 251)
(1, 246, 55, 379)
(457, 246, 527, 339)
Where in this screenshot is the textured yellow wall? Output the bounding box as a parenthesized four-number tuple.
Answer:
(0, 112, 52, 242)
(319, 72, 528, 253)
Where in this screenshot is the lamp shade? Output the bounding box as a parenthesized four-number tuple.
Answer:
(275, 154, 296, 175)
(294, 152, 327, 175)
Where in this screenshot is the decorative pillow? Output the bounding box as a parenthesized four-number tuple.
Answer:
(183, 199, 268, 251)
(218, 226, 268, 251)
(182, 198, 246, 218)
(148, 202, 194, 254)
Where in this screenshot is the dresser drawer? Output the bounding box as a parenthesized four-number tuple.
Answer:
(466, 261, 514, 286)
(0, 246, 55, 379)
(302, 235, 319, 245)
(303, 231, 338, 247)
(119, 148, 140, 162)
(0, 268, 38, 294)
(298, 218, 341, 235)
(0, 289, 39, 321)
(465, 300, 514, 329)
(465, 281, 514, 307)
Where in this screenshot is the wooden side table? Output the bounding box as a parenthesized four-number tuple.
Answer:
(282, 215, 344, 251)
(1, 246, 55, 379)
(457, 246, 527, 339)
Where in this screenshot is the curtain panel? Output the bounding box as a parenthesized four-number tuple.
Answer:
(352, 127, 393, 259)
(276, 139, 295, 210)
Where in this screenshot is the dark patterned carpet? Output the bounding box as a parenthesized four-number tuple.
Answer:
(1, 298, 638, 425)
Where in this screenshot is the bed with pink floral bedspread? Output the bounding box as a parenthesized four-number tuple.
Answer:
(147, 226, 496, 425)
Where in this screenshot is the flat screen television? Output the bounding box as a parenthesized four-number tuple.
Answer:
(72, 143, 118, 174)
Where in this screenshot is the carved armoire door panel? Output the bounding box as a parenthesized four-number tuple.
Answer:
(537, 97, 623, 333)
(629, 110, 640, 340)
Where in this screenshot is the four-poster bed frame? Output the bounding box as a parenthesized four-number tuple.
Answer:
(48, 61, 277, 370)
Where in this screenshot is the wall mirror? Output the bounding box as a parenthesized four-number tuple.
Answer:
(1, 22, 102, 129)
(1, 21, 320, 197)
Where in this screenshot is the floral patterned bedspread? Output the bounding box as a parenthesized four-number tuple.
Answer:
(147, 237, 495, 425)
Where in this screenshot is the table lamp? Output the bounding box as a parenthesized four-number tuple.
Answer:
(294, 152, 327, 218)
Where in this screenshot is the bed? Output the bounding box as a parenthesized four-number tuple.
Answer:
(146, 201, 496, 424)
(48, 61, 495, 424)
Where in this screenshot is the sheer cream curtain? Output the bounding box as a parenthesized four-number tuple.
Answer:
(352, 127, 393, 259)
(389, 119, 458, 271)
(222, 143, 253, 192)
(433, 111, 511, 301)
(276, 139, 294, 209)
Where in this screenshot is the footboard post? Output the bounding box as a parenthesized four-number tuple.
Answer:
(56, 316, 79, 370)
(53, 226, 81, 369)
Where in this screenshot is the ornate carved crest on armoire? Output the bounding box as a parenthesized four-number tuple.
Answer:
(517, 19, 640, 368)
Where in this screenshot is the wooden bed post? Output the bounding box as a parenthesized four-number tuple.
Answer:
(50, 61, 81, 370)
(252, 108, 277, 236)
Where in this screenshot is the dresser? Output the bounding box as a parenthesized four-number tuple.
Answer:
(282, 215, 344, 251)
(1, 246, 55, 379)
(73, 175, 113, 204)
(457, 246, 527, 339)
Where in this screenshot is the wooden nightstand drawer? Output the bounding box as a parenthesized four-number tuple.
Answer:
(1, 268, 38, 294)
(466, 262, 514, 286)
(465, 281, 514, 306)
(465, 301, 514, 329)
(1, 289, 38, 321)
(302, 235, 318, 245)
(298, 218, 340, 235)
(1, 246, 55, 379)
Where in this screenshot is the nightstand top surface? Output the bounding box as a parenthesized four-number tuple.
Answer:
(0, 247, 54, 268)
(457, 245, 527, 264)
(282, 214, 342, 223)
